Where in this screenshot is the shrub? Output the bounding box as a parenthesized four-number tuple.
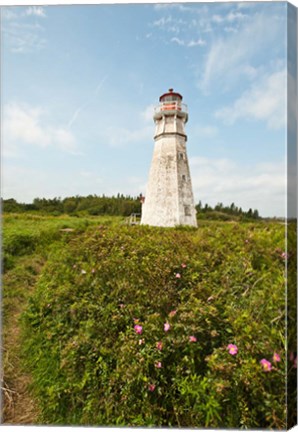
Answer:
(22, 222, 286, 427)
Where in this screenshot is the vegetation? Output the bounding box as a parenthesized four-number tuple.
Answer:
(196, 201, 260, 221)
(2, 213, 120, 422)
(2, 210, 294, 427)
(2, 196, 262, 221)
(2, 195, 142, 217)
(2, 214, 287, 428)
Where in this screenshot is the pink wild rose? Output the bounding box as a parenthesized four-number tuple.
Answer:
(156, 341, 163, 351)
(155, 361, 162, 368)
(148, 384, 156, 392)
(181, 263, 187, 268)
(227, 344, 238, 355)
(134, 325, 143, 334)
(189, 336, 197, 342)
(273, 352, 281, 362)
(260, 358, 272, 372)
(164, 322, 170, 332)
(175, 273, 181, 279)
(169, 310, 177, 317)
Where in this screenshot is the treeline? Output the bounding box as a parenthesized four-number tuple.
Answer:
(196, 201, 260, 221)
(2, 195, 142, 217)
(2, 195, 261, 220)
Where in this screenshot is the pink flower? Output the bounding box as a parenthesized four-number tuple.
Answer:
(148, 384, 156, 392)
(155, 361, 162, 368)
(134, 325, 143, 334)
(164, 322, 170, 332)
(181, 263, 187, 268)
(281, 252, 288, 259)
(156, 341, 163, 351)
(91, 268, 96, 273)
(139, 338, 145, 345)
(119, 303, 125, 309)
(273, 352, 281, 362)
(189, 336, 197, 342)
(175, 273, 181, 278)
(169, 310, 177, 317)
(260, 358, 272, 372)
(227, 344, 238, 355)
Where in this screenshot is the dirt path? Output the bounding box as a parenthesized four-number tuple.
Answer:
(2, 255, 44, 424)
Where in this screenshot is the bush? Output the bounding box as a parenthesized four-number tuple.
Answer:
(22, 222, 286, 427)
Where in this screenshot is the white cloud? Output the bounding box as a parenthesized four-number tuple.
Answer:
(153, 16, 172, 28)
(3, 103, 80, 157)
(226, 11, 247, 22)
(105, 125, 152, 148)
(141, 104, 155, 123)
(191, 124, 218, 139)
(25, 7, 46, 18)
(212, 15, 224, 24)
(2, 7, 47, 53)
(215, 69, 286, 129)
(1, 165, 104, 202)
(224, 26, 238, 33)
(190, 156, 286, 217)
(199, 11, 285, 92)
(171, 37, 206, 47)
(171, 36, 184, 46)
(187, 38, 206, 47)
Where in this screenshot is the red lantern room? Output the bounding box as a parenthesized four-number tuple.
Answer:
(159, 88, 183, 103)
(154, 88, 188, 122)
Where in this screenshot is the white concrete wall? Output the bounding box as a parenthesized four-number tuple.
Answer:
(141, 113, 197, 227)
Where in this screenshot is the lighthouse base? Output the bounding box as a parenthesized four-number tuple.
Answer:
(140, 135, 197, 228)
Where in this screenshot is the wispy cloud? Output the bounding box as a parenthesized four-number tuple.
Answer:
(3, 102, 81, 157)
(215, 69, 286, 129)
(171, 36, 206, 47)
(199, 10, 285, 93)
(190, 156, 286, 217)
(152, 15, 186, 34)
(191, 124, 219, 139)
(67, 76, 108, 128)
(25, 6, 46, 18)
(104, 125, 152, 148)
(212, 11, 247, 24)
(141, 104, 155, 123)
(2, 6, 47, 53)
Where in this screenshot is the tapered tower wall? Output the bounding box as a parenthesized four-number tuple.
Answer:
(141, 90, 197, 228)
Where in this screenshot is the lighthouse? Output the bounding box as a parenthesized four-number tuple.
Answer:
(141, 89, 197, 227)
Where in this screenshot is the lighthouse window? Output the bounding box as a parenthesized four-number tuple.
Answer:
(182, 174, 186, 181)
(184, 205, 191, 216)
(179, 153, 184, 160)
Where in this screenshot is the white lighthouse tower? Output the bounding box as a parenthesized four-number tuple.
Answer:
(141, 89, 197, 227)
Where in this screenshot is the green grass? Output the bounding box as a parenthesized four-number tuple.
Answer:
(8, 216, 287, 428)
(2, 213, 123, 423)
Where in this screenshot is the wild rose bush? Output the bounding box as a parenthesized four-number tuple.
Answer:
(22, 221, 288, 427)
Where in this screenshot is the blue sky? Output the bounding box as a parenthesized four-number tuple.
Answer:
(1, 1, 291, 216)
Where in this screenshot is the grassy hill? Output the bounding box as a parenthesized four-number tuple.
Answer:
(2, 213, 293, 428)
